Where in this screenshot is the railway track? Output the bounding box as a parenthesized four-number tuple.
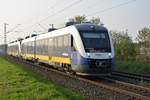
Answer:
(96, 77, 150, 98)
(111, 71, 150, 88)
(6, 56, 150, 100)
(112, 71, 150, 82)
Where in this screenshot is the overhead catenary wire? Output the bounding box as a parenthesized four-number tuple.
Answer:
(38, 0, 83, 23)
(52, 0, 137, 27)
(20, 0, 137, 35)
(87, 0, 137, 17)
(18, 0, 67, 33)
(34, 0, 136, 27)
(20, 0, 83, 32)
(38, 24, 47, 31)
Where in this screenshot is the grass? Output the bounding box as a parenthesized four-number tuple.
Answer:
(115, 60, 150, 75)
(0, 57, 84, 100)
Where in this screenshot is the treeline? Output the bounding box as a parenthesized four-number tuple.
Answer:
(68, 15, 150, 63)
(110, 28, 150, 63)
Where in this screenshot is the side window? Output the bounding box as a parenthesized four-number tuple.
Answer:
(43, 39, 47, 55)
(54, 38, 57, 50)
(39, 40, 42, 55)
(22, 43, 24, 54)
(64, 35, 68, 47)
(48, 38, 52, 54)
(57, 36, 64, 51)
(25, 43, 27, 53)
(58, 37, 61, 49)
(31, 41, 34, 54)
(36, 40, 39, 55)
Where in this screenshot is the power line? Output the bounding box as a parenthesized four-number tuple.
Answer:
(21, 0, 83, 31)
(38, 24, 47, 31)
(38, 0, 83, 23)
(7, 24, 21, 33)
(20, 0, 136, 34)
(53, 0, 137, 27)
(79, 0, 105, 13)
(87, 0, 137, 17)
(18, 0, 64, 32)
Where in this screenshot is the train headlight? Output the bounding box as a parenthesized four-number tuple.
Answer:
(108, 53, 111, 57)
(87, 53, 90, 57)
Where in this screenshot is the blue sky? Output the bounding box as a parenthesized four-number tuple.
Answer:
(0, 0, 149, 44)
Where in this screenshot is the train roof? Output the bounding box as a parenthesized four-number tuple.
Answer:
(8, 41, 20, 46)
(21, 23, 108, 43)
(74, 23, 107, 32)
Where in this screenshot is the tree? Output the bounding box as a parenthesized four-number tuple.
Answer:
(68, 15, 102, 25)
(69, 15, 87, 23)
(90, 17, 101, 25)
(110, 30, 137, 60)
(137, 27, 150, 54)
(137, 27, 150, 62)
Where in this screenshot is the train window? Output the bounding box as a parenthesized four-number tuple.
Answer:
(28, 42, 30, 54)
(58, 37, 60, 48)
(41, 40, 43, 55)
(49, 38, 52, 47)
(58, 36, 63, 49)
(53, 38, 55, 49)
(25, 43, 27, 53)
(62, 36, 64, 47)
(38, 39, 48, 55)
(36, 41, 39, 55)
(45, 39, 48, 55)
(54, 38, 57, 50)
(43, 39, 48, 55)
(26, 43, 28, 53)
(56, 38, 58, 48)
(48, 38, 52, 54)
(83, 33, 106, 39)
(23, 43, 25, 53)
(21, 44, 24, 54)
(38, 40, 41, 55)
(44, 39, 46, 55)
(41, 40, 43, 54)
(80, 31, 111, 52)
(28, 42, 31, 54)
(41, 40, 44, 55)
(64, 35, 68, 47)
(36, 40, 39, 55)
(31, 41, 34, 54)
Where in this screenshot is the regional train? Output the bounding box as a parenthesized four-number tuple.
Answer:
(7, 23, 115, 76)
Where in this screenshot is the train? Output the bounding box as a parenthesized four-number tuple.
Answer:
(7, 23, 115, 76)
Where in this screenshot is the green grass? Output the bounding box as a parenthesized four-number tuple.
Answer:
(0, 57, 84, 100)
(115, 60, 150, 75)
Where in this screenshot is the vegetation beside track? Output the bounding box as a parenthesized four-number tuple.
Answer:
(0, 57, 84, 100)
(115, 60, 150, 75)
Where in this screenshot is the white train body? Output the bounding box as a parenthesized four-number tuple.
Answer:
(8, 23, 115, 75)
(7, 41, 21, 56)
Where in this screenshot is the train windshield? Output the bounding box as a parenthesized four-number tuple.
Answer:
(80, 31, 111, 52)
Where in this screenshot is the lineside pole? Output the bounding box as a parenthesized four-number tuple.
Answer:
(4, 23, 8, 55)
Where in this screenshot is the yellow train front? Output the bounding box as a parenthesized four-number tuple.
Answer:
(7, 23, 115, 76)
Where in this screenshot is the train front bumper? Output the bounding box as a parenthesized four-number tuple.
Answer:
(71, 59, 113, 75)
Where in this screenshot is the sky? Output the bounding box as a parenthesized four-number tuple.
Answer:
(0, 0, 149, 44)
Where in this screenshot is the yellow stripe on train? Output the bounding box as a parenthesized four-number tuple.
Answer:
(51, 56, 71, 64)
(23, 54, 71, 64)
(36, 55, 49, 61)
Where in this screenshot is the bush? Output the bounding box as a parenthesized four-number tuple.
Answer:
(115, 59, 150, 75)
